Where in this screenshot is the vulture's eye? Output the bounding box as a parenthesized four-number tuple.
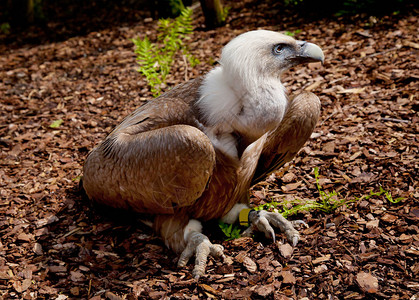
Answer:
(273, 44, 285, 55)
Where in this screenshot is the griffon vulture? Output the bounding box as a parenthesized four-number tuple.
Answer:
(83, 30, 324, 278)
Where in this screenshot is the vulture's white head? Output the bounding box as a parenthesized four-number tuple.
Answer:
(198, 30, 324, 157)
(219, 30, 324, 87)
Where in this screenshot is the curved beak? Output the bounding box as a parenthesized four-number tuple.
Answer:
(295, 41, 324, 64)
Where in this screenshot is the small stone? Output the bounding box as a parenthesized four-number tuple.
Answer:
(33, 243, 43, 255)
(356, 271, 379, 293)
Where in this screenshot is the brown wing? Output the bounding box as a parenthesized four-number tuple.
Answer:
(252, 92, 321, 184)
(83, 79, 216, 215)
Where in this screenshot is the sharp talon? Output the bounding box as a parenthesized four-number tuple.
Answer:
(292, 220, 309, 228)
(292, 236, 299, 247)
(271, 231, 276, 243)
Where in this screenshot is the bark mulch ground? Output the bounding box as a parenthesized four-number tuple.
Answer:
(0, 0, 418, 299)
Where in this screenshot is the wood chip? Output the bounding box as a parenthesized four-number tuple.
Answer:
(280, 270, 296, 284)
(243, 256, 257, 273)
(312, 255, 331, 265)
(278, 243, 293, 259)
(356, 272, 379, 293)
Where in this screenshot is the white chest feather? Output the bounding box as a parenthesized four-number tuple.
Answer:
(197, 67, 288, 158)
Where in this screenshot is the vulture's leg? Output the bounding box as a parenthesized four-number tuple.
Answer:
(84, 123, 226, 278)
(248, 92, 321, 245)
(178, 229, 225, 279)
(154, 217, 225, 279)
(242, 210, 308, 246)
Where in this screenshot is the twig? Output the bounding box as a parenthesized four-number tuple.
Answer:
(87, 279, 92, 298)
(366, 46, 401, 58)
(320, 110, 338, 125)
(338, 241, 358, 263)
(381, 117, 410, 124)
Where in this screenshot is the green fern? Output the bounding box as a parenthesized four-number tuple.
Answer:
(218, 168, 403, 241)
(254, 168, 403, 218)
(132, 7, 199, 97)
(218, 221, 242, 241)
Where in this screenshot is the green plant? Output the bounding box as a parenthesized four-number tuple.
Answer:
(284, 29, 302, 37)
(33, 0, 45, 22)
(218, 168, 403, 240)
(218, 221, 242, 241)
(221, 6, 230, 23)
(49, 119, 63, 128)
(377, 186, 403, 204)
(284, 0, 303, 6)
(253, 168, 403, 218)
(72, 175, 82, 182)
(0, 23, 10, 35)
(168, 0, 185, 16)
(132, 7, 199, 97)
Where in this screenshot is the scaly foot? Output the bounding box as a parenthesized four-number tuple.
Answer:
(178, 232, 225, 279)
(242, 210, 308, 246)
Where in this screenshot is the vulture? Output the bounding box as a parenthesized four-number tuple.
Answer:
(83, 30, 324, 278)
